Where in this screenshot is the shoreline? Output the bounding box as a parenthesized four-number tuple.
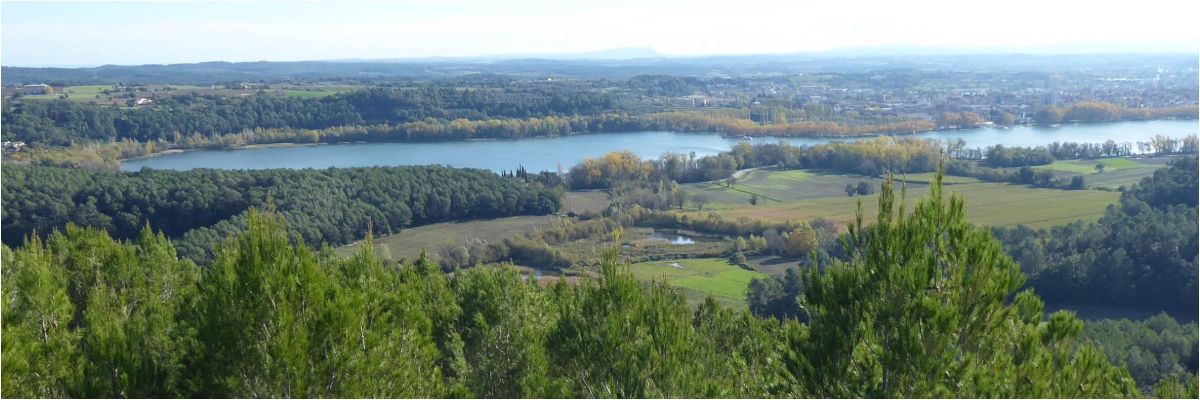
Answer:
(118, 141, 333, 162)
(119, 149, 187, 161)
(115, 117, 1198, 163)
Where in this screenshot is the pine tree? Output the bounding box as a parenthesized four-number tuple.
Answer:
(792, 166, 1138, 397)
(1, 237, 82, 398)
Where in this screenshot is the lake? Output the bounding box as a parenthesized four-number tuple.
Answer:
(121, 119, 1197, 172)
(645, 230, 699, 245)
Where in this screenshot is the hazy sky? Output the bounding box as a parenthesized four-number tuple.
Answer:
(2, 0, 1197, 67)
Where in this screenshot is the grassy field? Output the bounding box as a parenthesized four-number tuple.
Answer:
(691, 181, 1120, 230)
(336, 215, 559, 261)
(629, 258, 764, 308)
(1084, 167, 1162, 190)
(1041, 157, 1144, 174)
(562, 190, 611, 214)
(686, 169, 896, 208)
(744, 255, 805, 278)
(1038, 157, 1168, 189)
(21, 84, 359, 103)
(893, 172, 981, 185)
(23, 85, 98, 101)
(61, 85, 112, 97)
(281, 89, 349, 98)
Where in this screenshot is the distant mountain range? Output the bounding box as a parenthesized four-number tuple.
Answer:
(2, 45, 1195, 86)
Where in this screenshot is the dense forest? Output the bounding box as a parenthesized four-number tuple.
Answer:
(0, 87, 615, 146)
(1084, 314, 1198, 389)
(9, 176, 1194, 398)
(1, 165, 559, 261)
(992, 157, 1198, 313)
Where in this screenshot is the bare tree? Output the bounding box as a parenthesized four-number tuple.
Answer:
(691, 193, 710, 211)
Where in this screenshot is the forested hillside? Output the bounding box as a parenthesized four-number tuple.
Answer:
(1084, 314, 1198, 389)
(7, 176, 1188, 398)
(993, 157, 1198, 313)
(1, 165, 559, 260)
(0, 87, 614, 145)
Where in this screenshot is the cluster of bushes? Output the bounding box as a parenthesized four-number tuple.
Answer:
(623, 207, 796, 237)
(844, 181, 875, 196)
(934, 111, 987, 129)
(985, 144, 1056, 167)
(436, 217, 622, 271)
(947, 161, 1087, 190)
(620, 207, 843, 261)
(437, 235, 575, 271)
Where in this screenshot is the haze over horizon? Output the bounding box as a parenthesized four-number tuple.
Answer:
(2, 0, 1199, 67)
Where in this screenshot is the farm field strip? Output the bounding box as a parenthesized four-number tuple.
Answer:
(561, 190, 612, 214)
(337, 215, 559, 261)
(686, 169, 899, 207)
(1040, 157, 1146, 174)
(893, 172, 981, 184)
(1084, 166, 1163, 189)
(1035, 157, 1168, 189)
(690, 181, 1120, 230)
(629, 258, 765, 305)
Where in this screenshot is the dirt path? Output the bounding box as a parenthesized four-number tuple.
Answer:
(731, 167, 761, 180)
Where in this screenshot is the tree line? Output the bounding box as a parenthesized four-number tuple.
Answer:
(564, 138, 944, 190)
(2, 94, 363, 145)
(1, 164, 559, 261)
(942, 135, 1198, 167)
(640, 110, 936, 137)
(7, 175, 1185, 398)
(0, 89, 930, 148)
(1, 86, 617, 146)
(1032, 102, 1198, 125)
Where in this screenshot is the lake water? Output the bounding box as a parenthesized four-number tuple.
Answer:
(121, 120, 1197, 172)
(646, 231, 697, 245)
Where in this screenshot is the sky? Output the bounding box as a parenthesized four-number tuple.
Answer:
(2, 0, 1198, 67)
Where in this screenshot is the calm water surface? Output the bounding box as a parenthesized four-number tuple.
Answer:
(121, 120, 1197, 172)
(646, 231, 698, 245)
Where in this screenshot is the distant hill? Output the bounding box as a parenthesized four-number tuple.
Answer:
(3, 52, 1194, 86)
